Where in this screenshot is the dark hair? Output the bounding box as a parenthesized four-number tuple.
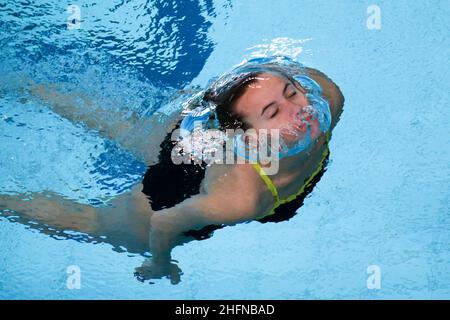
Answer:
(202, 71, 261, 131)
(203, 68, 296, 131)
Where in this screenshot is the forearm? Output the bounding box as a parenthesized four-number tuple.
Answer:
(0, 191, 100, 234)
(148, 196, 229, 260)
(29, 83, 134, 138)
(152, 203, 211, 232)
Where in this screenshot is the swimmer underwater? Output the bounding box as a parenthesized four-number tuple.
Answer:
(0, 55, 344, 284)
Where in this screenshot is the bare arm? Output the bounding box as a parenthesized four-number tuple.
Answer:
(133, 163, 269, 283)
(305, 67, 345, 131)
(146, 163, 270, 261)
(0, 183, 152, 249)
(27, 82, 182, 165)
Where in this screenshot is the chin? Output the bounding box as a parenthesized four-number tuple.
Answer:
(309, 118, 320, 139)
(280, 133, 305, 146)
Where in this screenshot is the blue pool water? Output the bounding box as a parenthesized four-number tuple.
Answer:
(0, 0, 449, 299)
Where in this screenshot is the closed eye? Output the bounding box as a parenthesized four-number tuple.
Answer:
(269, 107, 279, 119)
(261, 83, 297, 119)
(269, 91, 295, 119)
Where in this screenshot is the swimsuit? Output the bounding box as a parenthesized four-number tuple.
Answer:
(252, 131, 331, 221)
(143, 121, 332, 240)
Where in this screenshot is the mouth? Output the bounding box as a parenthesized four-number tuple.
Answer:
(283, 117, 319, 142)
(293, 114, 312, 133)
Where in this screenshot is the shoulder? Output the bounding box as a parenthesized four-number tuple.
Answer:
(203, 163, 262, 198)
(304, 67, 344, 107)
(202, 163, 275, 218)
(304, 67, 345, 130)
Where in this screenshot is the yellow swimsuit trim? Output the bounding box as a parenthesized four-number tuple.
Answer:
(253, 131, 331, 220)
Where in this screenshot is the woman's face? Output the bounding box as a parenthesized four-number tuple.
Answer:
(233, 72, 321, 142)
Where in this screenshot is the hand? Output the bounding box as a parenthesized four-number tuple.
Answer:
(134, 258, 182, 285)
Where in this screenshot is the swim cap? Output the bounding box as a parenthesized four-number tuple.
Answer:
(178, 55, 332, 164)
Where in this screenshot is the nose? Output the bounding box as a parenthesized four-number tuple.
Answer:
(281, 97, 308, 120)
